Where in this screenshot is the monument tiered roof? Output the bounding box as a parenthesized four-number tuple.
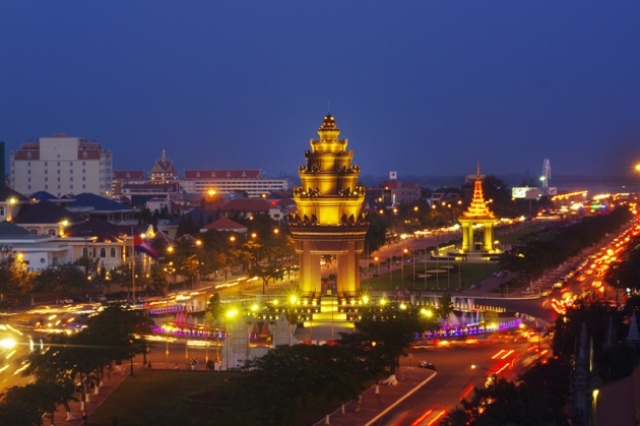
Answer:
(461, 164, 495, 220)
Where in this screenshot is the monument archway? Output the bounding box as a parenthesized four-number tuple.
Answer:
(289, 114, 368, 297)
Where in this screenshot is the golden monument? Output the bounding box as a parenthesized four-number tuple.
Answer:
(458, 164, 497, 253)
(290, 114, 368, 296)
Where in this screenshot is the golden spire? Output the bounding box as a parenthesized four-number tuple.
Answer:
(461, 164, 495, 219)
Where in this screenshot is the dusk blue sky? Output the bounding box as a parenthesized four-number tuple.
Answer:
(2, 2, 640, 179)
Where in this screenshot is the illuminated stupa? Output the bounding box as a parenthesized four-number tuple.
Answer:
(290, 114, 368, 296)
(458, 164, 497, 253)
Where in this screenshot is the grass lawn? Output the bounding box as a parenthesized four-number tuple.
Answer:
(89, 370, 242, 426)
(362, 261, 499, 293)
(89, 369, 345, 426)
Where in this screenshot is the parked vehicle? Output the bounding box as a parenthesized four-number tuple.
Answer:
(418, 361, 436, 371)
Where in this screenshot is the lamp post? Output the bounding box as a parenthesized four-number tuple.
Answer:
(374, 256, 380, 288)
(402, 248, 408, 285)
(471, 364, 497, 386)
(224, 309, 238, 370)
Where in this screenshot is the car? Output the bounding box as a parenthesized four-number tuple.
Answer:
(418, 361, 436, 371)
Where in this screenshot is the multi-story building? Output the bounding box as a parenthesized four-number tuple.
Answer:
(181, 169, 289, 198)
(378, 180, 421, 205)
(10, 134, 113, 198)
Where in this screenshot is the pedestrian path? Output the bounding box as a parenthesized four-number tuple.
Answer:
(312, 367, 436, 426)
(46, 364, 135, 426)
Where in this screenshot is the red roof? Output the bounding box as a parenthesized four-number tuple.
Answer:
(184, 170, 261, 180)
(114, 170, 145, 180)
(201, 217, 247, 232)
(219, 198, 272, 212)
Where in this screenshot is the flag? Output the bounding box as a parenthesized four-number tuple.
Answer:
(133, 228, 158, 260)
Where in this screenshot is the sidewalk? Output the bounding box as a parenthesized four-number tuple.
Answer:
(45, 364, 136, 426)
(312, 367, 436, 426)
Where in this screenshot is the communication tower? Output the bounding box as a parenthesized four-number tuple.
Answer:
(542, 158, 551, 188)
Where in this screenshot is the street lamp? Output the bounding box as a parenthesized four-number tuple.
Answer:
(471, 364, 497, 386)
(374, 256, 380, 287)
(402, 248, 409, 285)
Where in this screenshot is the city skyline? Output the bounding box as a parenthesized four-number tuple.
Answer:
(2, 2, 640, 178)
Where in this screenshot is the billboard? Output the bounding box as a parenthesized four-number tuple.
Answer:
(512, 187, 539, 200)
(541, 187, 557, 196)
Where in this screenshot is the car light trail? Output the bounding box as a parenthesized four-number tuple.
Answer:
(410, 409, 434, 426)
(460, 383, 475, 399)
(500, 349, 514, 359)
(426, 409, 446, 425)
(491, 349, 505, 359)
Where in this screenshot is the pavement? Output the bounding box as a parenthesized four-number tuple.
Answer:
(45, 364, 133, 426)
(311, 367, 437, 426)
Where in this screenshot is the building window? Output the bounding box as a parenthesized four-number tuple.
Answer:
(27, 185, 31, 190)
(70, 162, 73, 166)
(82, 248, 88, 257)
(57, 185, 60, 189)
(83, 177, 86, 181)
(45, 170, 48, 174)
(27, 177, 30, 182)
(45, 177, 48, 182)
(82, 161, 85, 166)
(100, 248, 106, 258)
(110, 248, 116, 258)
(57, 162, 60, 166)
(45, 185, 48, 189)
(70, 177, 73, 182)
(30, 229, 38, 234)
(82, 169, 86, 173)
(27, 162, 30, 166)
(70, 185, 73, 189)
(27, 152, 32, 160)
(44, 162, 48, 166)
(28, 170, 31, 174)
(57, 177, 60, 182)
(83, 184, 86, 189)
(48, 229, 56, 236)
(83, 152, 88, 159)
(0, 207, 4, 216)
(58, 170, 60, 174)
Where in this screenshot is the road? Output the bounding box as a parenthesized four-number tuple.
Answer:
(375, 337, 545, 426)
(0, 323, 38, 392)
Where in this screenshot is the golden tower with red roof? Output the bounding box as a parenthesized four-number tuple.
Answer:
(458, 164, 497, 253)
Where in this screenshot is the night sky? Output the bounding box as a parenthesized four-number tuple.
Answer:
(1, 2, 640, 179)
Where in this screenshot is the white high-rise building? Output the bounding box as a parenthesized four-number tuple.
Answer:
(10, 134, 113, 198)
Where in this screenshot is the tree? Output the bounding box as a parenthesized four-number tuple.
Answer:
(0, 382, 60, 426)
(248, 262, 284, 294)
(338, 304, 437, 381)
(365, 212, 387, 254)
(23, 333, 82, 422)
(34, 263, 92, 297)
(236, 344, 370, 426)
(0, 246, 35, 298)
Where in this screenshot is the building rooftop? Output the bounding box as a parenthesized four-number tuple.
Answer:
(201, 217, 247, 232)
(13, 201, 84, 225)
(184, 169, 261, 180)
(65, 218, 127, 243)
(0, 186, 29, 202)
(219, 198, 273, 212)
(70, 193, 133, 212)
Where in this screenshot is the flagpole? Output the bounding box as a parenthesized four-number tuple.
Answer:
(131, 226, 136, 303)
